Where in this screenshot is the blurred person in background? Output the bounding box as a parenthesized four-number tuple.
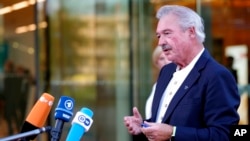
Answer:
(0, 60, 32, 135)
(145, 46, 171, 119)
(225, 56, 238, 83)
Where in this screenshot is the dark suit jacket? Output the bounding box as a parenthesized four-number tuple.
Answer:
(137, 49, 240, 141)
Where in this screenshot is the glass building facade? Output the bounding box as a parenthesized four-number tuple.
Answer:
(0, 0, 249, 141)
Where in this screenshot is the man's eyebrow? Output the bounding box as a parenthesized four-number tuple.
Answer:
(156, 29, 172, 35)
(158, 29, 172, 33)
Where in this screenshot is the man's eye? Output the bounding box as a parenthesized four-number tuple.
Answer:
(164, 32, 170, 35)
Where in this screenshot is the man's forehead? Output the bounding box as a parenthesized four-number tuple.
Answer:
(156, 16, 180, 32)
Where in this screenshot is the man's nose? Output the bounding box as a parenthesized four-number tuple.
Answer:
(158, 36, 165, 47)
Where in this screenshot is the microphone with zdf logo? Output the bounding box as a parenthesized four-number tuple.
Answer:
(66, 107, 94, 141)
(19, 93, 54, 141)
(50, 96, 75, 141)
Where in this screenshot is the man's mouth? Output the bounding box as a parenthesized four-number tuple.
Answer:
(161, 45, 171, 51)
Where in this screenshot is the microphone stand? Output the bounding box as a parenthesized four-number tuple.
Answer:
(50, 120, 64, 141)
(0, 126, 51, 141)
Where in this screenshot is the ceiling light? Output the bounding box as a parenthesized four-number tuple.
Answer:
(12, 1, 29, 10)
(0, 6, 12, 15)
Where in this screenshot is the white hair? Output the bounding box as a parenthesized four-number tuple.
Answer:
(156, 5, 205, 43)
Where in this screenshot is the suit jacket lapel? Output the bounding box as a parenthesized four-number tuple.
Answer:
(151, 63, 177, 122)
(161, 50, 210, 123)
(161, 67, 201, 122)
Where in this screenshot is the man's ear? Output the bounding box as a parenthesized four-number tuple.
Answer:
(188, 26, 196, 38)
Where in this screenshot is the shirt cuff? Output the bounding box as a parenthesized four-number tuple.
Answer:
(172, 126, 176, 137)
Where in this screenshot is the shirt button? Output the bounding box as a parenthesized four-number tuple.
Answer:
(174, 81, 177, 84)
(164, 104, 168, 107)
(169, 92, 172, 95)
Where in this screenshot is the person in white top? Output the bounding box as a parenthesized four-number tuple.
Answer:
(145, 46, 171, 119)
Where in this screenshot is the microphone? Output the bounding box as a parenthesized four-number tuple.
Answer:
(19, 93, 54, 141)
(50, 96, 75, 141)
(66, 107, 94, 141)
